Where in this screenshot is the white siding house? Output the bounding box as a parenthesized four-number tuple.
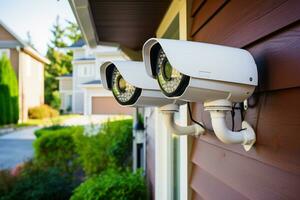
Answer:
(58, 39, 133, 115)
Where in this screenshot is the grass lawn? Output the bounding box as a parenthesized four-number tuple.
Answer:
(0, 114, 80, 129)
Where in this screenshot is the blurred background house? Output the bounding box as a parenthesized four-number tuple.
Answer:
(0, 20, 49, 122)
(57, 39, 133, 115)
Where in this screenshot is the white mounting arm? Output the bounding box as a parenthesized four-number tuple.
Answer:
(160, 104, 205, 137)
(204, 100, 256, 151)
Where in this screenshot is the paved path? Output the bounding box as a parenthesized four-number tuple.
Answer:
(0, 127, 39, 170)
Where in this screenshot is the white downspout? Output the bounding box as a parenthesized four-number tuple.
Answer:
(160, 104, 205, 137)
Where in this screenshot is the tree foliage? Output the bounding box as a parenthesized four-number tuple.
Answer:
(45, 16, 82, 110)
(0, 55, 19, 125)
(65, 20, 82, 44)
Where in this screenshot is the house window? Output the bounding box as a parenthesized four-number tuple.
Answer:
(0, 49, 10, 59)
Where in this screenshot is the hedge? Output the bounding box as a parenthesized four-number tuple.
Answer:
(0, 163, 77, 200)
(71, 169, 147, 200)
(28, 104, 59, 119)
(33, 126, 84, 174)
(34, 125, 67, 138)
(0, 55, 19, 125)
(0, 119, 141, 199)
(33, 119, 133, 176)
(74, 119, 133, 176)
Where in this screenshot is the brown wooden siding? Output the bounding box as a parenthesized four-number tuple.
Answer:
(0, 25, 15, 40)
(190, 0, 300, 199)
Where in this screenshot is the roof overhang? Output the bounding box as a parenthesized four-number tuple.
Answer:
(22, 47, 50, 64)
(68, 0, 171, 51)
(0, 20, 50, 64)
(69, 0, 98, 48)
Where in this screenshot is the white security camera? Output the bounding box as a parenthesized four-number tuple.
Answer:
(143, 38, 258, 151)
(100, 60, 205, 137)
(143, 38, 257, 103)
(99, 61, 180, 107)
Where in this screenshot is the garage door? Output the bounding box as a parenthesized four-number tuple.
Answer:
(91, 96, 133, 115)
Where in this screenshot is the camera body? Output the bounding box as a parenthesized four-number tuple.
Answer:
(143, 38, 258, 103)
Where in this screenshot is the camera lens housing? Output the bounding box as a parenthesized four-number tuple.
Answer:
(111, 67, 142, 106)
(155, 47, 190, 97)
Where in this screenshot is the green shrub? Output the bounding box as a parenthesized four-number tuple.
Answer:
(34, 125, 67, 138)
(71, 169, 147, 200)
(74, 131, 111, 176)
(0, 55, 19, 125)
(0, 169, 18, 198)
(28, 104, 59, 119)
(74, 119, 133, 176)
(34, 119, 132, 177)
(104, 119, 133, 168)
(0, 164, 77, 200)
(33, 126, 83, 174)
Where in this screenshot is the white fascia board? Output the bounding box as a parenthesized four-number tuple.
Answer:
(68, 0, 98, 48)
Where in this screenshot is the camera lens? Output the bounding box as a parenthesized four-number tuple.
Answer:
(156, 48, 189, 97)
(117, 76, 126, 92)
(162, 60, 172, 81)
(111, 67, 141, 105)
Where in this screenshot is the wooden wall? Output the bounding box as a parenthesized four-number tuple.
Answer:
(190, 0, 300, 199)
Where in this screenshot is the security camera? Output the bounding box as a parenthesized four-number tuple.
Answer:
(99, 61, 180, 107)
(100, 60, 204, 137)
(143, 38, 258, 151)
(143, 38, 257, 103)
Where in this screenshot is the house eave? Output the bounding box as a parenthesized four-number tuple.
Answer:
(0, 41, 22, 49)
(68, 0, 98, 48)
(22, 47, 50, 64)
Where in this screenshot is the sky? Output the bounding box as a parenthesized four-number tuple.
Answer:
(0, 0, 76, 55)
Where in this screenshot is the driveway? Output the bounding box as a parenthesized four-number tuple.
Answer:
(0, 127, 38, 170)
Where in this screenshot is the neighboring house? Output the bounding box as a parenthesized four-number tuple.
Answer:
(70, 0, 300, 199)
(0, 20, 49, 122)
(57, 39, 133, 115)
